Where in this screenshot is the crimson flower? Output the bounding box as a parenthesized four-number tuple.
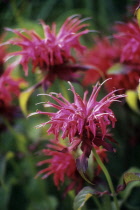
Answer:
(0, 68, 26, 131)
(80, 38, 120, 86)
(30, 80, 125, 172)
(114, 20, 140, 65)
(81, 30, 140, 91)
(37, 141, 83, 194)
(4, 15, 89, 88)
(0, 70, 25, 105)
(107, 20, 140, 91)
(0, 69, 24, 106)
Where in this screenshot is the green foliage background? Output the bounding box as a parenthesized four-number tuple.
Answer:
(0, 0, 140, 210)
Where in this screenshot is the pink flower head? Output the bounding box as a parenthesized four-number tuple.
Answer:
(0, 68, 26, 131)
(81, 34, 140, 92)
(37, 141, 83, 194)
(104, 20, 140, 91)
(0, 68, 23, 106)
(114, 20, 140, 65)
(29, 80, 125, 172)
(81, 38, 120, 86)
(4, 15, 89, 86)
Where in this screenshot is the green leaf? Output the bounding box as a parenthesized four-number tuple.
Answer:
(118, 167, 140, 204)
(123, 172, 140, 185)
(19, 86, 35, 116)
(0, 186, 11, 210)
(107, 63, 130, 75)
(73, 186, 97, 210)
(78, 170, 94, 186)
(134, 3, 140, 27)
(126, 90, 140, 114)
(137, 79, 140, 100)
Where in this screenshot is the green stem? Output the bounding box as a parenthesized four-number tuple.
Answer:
(92, 147, 120, 210)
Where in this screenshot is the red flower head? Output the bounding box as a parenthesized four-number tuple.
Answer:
(114, 20, 140, 65)
(0, 68, 26, 131)
(81, 27, 140, 92)
(0, 68, 24, 106)
(37, 141, 83, 194)
(106, 20, 140, 91)
(81, 38, 120, 86)
(4, 15, 89, 88)
(29, 80, 125, 172)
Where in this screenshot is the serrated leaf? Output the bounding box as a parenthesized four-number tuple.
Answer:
(19, 86, 34, 116)
(117, 168, 140, 204)
(124, 172, 140, 185)
(73, 186, 97, 210)
(126, 90, 140, 114)
(74, 186, 110, 210)
(107, 63, 130, 75)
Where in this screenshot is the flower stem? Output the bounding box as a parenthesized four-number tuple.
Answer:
(92, 147, 120, 210)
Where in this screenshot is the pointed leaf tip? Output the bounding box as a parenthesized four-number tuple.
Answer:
(19, 86, 34, 116)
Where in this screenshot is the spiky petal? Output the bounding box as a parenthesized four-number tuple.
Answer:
(29, 80, 125, 171)
(4, 15, 89, 77)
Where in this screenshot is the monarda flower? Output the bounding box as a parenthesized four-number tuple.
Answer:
(29, 80, 125, 172)
(80, 38, 120, 86)
(108, 20, 140, 91)
(4, 15, 90, 89)
(114, 20, 140, 65)
(81, 32, 140, 92)
(36, 141, 83, 194)
(0, 69, 23, 106)
(0, 68, 26, 129)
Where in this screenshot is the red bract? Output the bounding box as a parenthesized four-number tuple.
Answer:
(37, 142, 83, 194)
(29, 80, 125, 172)
(4, 15, 89, 85)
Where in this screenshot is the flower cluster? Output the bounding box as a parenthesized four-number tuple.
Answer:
(0, 13, 128, 195)
(81, 20, 140, 92)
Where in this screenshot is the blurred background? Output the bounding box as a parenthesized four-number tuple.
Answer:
(0, 1, 140, 210)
